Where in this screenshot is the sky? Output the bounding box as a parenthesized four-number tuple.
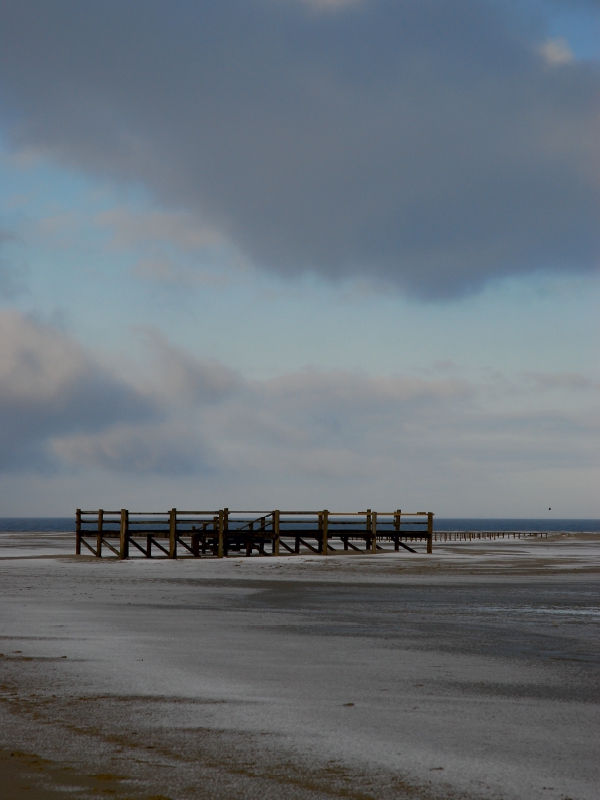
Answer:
(0, 0, 598, 517)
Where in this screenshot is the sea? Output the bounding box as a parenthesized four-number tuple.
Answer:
(0, 518, 599, 533)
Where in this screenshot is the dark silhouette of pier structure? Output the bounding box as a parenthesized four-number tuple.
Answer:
(75, 509, 434, 559)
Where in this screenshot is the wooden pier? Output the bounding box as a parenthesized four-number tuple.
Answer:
(75, 509, 434, 559)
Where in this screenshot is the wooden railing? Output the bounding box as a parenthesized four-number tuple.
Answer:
(75, 508, 434, 559)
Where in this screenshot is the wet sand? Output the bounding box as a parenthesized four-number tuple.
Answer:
(0, 749, 141, 799)
(0, 532, 598, 799)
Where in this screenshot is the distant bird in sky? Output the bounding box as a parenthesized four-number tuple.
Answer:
(549, 507, 551, 510)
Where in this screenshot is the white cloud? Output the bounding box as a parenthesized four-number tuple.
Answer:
(522, 371, 598, 391)
(141, 330, 241, 406)
(94, 208, 221, 252)
(539, 37, 575, 66)
(52, 423, 210, 475)
(1, 314, 598, 501)
(0, 310, 86, 402)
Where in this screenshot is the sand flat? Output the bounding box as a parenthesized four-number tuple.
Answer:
(0, 532, 599, 799)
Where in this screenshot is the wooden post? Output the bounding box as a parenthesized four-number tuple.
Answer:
(427, 512, 433, 554)
(371, 511, 377, 553)
(246, 520, 253, 555)
(316, 513, 323, 553)
(119, 509, 129, 559)
(223, 508, 229, 557)
(366, 509, 372, 551)
(273, 510, 280, 556)
(394, 509, 401, 551)
(96, 509, 103, 557)
(322, 510, 329, 555)
(217, 510, 224, 558)
(317, 513, 323, 552)
(169, 508, 177, 558)
(75, 508, 81, 555)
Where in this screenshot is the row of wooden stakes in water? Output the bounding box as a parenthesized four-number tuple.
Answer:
(75, 508, 435, 558)
(433, 531, 550, 541)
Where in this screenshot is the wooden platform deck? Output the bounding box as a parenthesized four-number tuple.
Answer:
(75, 509, 434, 558)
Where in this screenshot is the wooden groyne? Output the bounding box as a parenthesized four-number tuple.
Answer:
(433, 531, 549, 541)
(75, 509, 434, 559)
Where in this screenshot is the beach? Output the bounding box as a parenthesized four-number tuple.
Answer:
(1, 531, 599, 799)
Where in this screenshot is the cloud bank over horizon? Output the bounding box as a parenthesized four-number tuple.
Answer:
(0, 0, 598, 298)
(0, 310, 597, 515)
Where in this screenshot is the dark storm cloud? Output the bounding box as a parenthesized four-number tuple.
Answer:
(0, 311, 158, 471)
(0, 0, 598, 297)
(0, 312, 226, 474)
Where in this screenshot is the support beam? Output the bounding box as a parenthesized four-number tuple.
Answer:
(298, 537, 319, 554)
(345, 539, 363, 552)
(149, 537, 169, 556)
(119, 509, 129, 559)
(427, 512, 434, 555)
(394, 510, 401, 550)
(371, 511, 378, 554)
(129, 537, 147, 555)
(97, 509, 103, 557)
(322, 509, 329, 556)
(169, 508, 177, 558)
(176, 536, 195, 555)
(80, 537, 97, 555)
(101, 538, 120, 557)
(75, 508, 81, 555)
(217, 510, 224, 558)
(273, 510, 280, 555)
